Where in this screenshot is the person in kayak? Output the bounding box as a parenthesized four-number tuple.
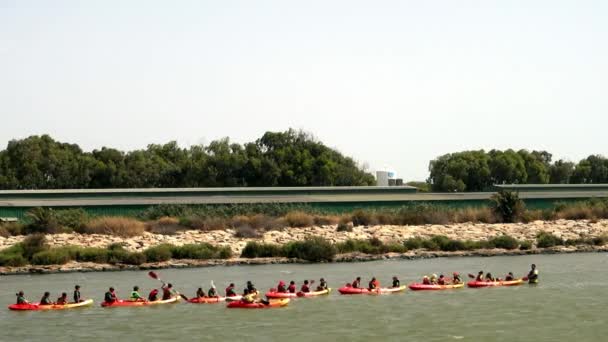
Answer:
(528, 264, 539, 284)
(15, 291, 29, 305)
(485, 273, 495, 282)
(276, 281, 287, 293)
(73, 285, 82, 303)
(196, 287, 205, 298)
(246, 281, 257, 293)
(392, 276, 400, 288)
(207, 286, 217, 297)
(475, 271, 484, 281)
(40, 292, 53, 305)
(161, 283, 175, 300)
(422, 276, 431, 285)
(505, 272, 515, 281)
(300, 280, 311, 293)
(351, 277, 362, 288)
(148, 289, 159, 301)
(368, 277, 380, 290)
(437, 275, 446, 285)
(104, 287, 118, 304)
(130, 286, 144, 301)
(56, 292, 68, 305)
(225, 283, 237, 297)
(452, 272, 462, 284)
(430, 274, 438, 284)
(316, 278, 328, 291)
(287, 281, 297, 293)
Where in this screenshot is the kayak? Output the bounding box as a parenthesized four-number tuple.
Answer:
(226, 298, 290, 309)
(8, 299, 94, 311)
(467, 279, 525, 288)
(101, 296, 180, 307)
(265, 291, 298, 299)
(297, 288, 332, 297)
(338, 285, 407, 295)
(188, 296, 242, 303)
(408, 283, 465, 291)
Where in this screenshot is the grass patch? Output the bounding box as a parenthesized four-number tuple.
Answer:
(81, 217, 145, 237)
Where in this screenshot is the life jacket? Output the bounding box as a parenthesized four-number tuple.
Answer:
(196, 289, 205, 298)
(40, 296, 52, 305)
(277, 284, 287, 293)
(56, 297, 67, 304)
(208, 288, 217, 297)
(301, 284, 310, 293)
(225, 287, 236, 296)
(242, 293, 255, 303)
(73, 290, 81, 303)
(422, 278, 430, 285)
(162, 287, 172, 300)
(17, 296, 26, 304)
(287, 284, 296, 293)
(437, 278, 445, 285)
(104, 292, 116, 303)
(476, 275, 484, 281)
(370, 280, 380, 289)
(148, 289, 159, 301)
(352, 280, 360, 288)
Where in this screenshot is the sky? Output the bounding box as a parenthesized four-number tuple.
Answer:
(1, 0, 607, 181)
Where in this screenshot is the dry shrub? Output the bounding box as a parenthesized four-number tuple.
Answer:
(520, 210, 544, 223)
(0, 226, 9, 238)
(263, 217, 287, 231)
(556, 206, 594, 220)
(248, 214, 275, 229)
(351, 210, 378, 226)
(231, 215, 250, 228)
(201, 217, 228, 231)
(313, 215, 340, 226)
(83, 217, 145, 237)
(284, 211, 314, 227)
(234, 225, 262, 238)
(453, 207, 497, 224)
(146, 216, 185, 235)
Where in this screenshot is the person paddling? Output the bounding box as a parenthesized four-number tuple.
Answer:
(430, 274, 438, 285)
(300, 280, 311, 293)
(452, 272, 462, 284)
(104, 287, 118, 304)
(287, 281, 297, 293)
(196, 287, 205, 298)
(392, 276, 400, 288)
(148, 289, 159, 301)
(505, 272, 515, 281)
(475, 271, 484, 281)
(316, 278, 328, 291)
(437, 275, 446, 285)
(276, 281, 287, 293)
(73, 285, 82, 303)
(351, 277, 362, 288)
(368, 277, 380, 290)
(528, 264, 539, 284)
(225, 283, 237, 297)
(130, 286, 144, 301)
(485, 273, 495, 282)
(422, 276, 431, 285)
(207, 286, 217, 297)
(40, 292, 53, 305)
(16, 291, 29, 305)
(161, 283, 175, 300)
(246, 281, 257, 294)
(56, 292, 68, 305)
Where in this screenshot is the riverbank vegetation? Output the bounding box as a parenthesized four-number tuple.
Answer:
(1, 195, 608, 238)
(0, 129, 374, 189)
(428, 149, 608, 191)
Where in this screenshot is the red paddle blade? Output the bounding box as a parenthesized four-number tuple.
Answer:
(148, 271, 159, 280)
(522, 277, 529, 281)
(467, 274, 476, 279)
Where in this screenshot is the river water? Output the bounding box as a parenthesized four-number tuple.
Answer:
(1, 253, 607, 341)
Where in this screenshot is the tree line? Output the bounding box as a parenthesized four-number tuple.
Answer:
(428, 149, 608, 192)
(0, 129, 375, 189)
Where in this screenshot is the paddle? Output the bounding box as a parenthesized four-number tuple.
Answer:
(147, 271, 189, 301)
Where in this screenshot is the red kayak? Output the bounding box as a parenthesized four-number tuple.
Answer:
(188, 296, 242, 303)
(338, 284, 407, 295)
(467, 279, 524, 288)
(265, 291, 298, 299)
(226, 299, 290, 309)
(408, 283, 465, 291)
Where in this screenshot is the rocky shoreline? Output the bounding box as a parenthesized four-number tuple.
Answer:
(1, 245, 607, 276)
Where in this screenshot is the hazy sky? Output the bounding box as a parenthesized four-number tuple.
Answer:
(1, 0, 607, 181)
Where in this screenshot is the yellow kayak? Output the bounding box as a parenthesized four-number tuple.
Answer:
(101, 296, 180, 307)
(9, 299, 94, 311)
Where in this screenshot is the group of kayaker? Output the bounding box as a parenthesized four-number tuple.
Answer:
(274, 278, 329, 294)
(15, 285, 84, 306)
(470, 264, 538, 283)
(103, 282, 177, 304)
(348, 276, 402, 290)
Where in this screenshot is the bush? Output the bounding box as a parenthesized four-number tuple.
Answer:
(248, 214, 276, 229)
(144, 244, 173, 262)
(0, 226, 9, 238)
(25, 207, 63, 234)
(146, 217, 185, 235)
(490, 191, 525, 223)
(284, 211, 314, 228)
(403, 237, 424, 250)
(453, 207, 497, 223)
(171, 243, 229, 259)
(31, 249, 71, 265)
(201, 217, 228, 231)
(0, 222, 24, 236)
(283, 237, 335, 262)
(0, 252, 28, 266)
(123, 252, 147, 265)
(519, 240, 532, 250)
(21, 234, 49, 259)
(313, 215, 340, 226)
(55, 209, 89, 231)
(489, 235, 519, 250)
(234, 225, 262, 238)
(76, 248, 110, 263)
(336, 222, 353, 232)
(536, 231, 564, 248)
(351, 210, 377, 226)
(82, 217, 145, 237)
(240, 242, 284, 258)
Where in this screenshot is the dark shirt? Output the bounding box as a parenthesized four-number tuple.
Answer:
(73, 290, 81, 303)
(40, 296, 52, 305)
(392, 279, 400, 288)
